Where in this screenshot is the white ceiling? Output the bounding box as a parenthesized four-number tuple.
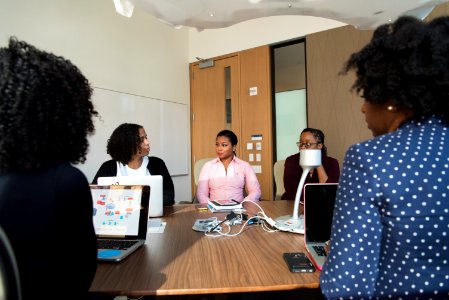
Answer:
(113, 0, 449, 31)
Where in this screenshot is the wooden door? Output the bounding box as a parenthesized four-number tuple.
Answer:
(239, 46, 273, 200)
(190, 55, 241, 196)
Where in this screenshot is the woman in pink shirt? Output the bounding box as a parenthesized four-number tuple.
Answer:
(196, 130, 261, 204)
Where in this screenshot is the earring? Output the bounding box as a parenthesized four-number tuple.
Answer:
(387, 105, 394, 111)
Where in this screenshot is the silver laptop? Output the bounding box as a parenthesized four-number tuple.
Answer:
(303, 183, 338, 270)
(97, 175, 163, 218)
(90, 185, 150, 262)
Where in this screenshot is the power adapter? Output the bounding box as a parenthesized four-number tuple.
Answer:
(208, 211, 237, 232)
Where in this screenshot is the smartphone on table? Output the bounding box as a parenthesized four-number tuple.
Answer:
(283, 252, 315, 273)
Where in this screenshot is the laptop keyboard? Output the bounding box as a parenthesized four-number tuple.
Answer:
(313, 245, 327, 257)
(98, 239, 138, 250)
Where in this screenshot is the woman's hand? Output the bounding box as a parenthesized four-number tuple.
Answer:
(316, 165, 329, 183)
(324, 240, 331, 255)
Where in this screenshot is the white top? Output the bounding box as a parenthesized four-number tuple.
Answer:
(116, 156, 151, 176)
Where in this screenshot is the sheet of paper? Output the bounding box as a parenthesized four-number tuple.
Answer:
(147, 219, 167, 233)
(249, 87, 258, 96)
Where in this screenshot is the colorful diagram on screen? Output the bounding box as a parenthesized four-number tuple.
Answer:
(91, 188, 141, 236)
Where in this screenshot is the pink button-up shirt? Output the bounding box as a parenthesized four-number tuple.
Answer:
(196, 156, 261, 204)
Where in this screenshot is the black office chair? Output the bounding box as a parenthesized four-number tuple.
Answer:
(0, 226, 22, 300)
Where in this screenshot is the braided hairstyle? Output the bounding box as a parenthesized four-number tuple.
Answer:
(301, 127, 328, 156)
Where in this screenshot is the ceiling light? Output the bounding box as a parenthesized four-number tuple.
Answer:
(113, 0, 134, 18)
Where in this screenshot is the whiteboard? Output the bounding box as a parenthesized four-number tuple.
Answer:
(76, 88, 189, 182)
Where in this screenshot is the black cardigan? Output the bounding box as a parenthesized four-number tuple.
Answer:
(91, 157, 175, 206)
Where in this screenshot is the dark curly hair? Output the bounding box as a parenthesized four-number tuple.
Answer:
(0, 37, 98, 172)
(342, 16, 449, 123)
(301, 127, 327, 156)
(107, 123, 144, 165)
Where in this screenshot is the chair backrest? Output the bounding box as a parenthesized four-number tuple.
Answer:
(273, 160, 286, 200)
(194, 158, 214, 186)
(0, 226, 22, 300)
(190, 158, 214, 203)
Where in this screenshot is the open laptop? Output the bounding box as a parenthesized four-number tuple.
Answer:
(90, 185, 150, 262)
(303, 183, 338, 270)
(97, 175, 163, 218)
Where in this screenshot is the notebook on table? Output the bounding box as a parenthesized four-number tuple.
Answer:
(303, 183, 338, 270)
(97, 175, 163, 218)
(207, 199, 243, 212)
(90, 185, 150, 262)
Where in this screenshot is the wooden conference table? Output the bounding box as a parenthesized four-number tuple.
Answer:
(89, 200, 320, 298)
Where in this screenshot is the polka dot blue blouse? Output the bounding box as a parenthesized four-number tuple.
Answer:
(320, 115, 449, 300)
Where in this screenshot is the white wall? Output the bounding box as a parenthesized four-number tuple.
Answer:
(188, 15, 345, 61)
(0, 0, 192, 202)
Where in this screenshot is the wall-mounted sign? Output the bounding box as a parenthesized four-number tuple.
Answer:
(249, 87, 258, 96)
(251, 134, 262, 141)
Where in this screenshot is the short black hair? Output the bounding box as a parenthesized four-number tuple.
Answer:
(107, 123, 143, 165)
(343, 16, 449, 123)
(217, 130, 238, 146)
(0, 37, 98, 172)
(217, 129, 238, 157)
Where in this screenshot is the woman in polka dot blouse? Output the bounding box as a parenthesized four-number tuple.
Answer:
(320, 16, 449, 299)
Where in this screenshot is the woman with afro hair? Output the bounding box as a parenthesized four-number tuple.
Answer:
(92, 123, 175, 206)
(320, 16, 449, 299)
(0, 37, 98, 299)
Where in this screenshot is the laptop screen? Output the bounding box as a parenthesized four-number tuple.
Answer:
(97, 175, 163, 218)
(304, 183, 338, 243)
(90, 185, 150, 238)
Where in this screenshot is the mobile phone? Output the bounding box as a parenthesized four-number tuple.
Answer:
(283, 252, 315, 273)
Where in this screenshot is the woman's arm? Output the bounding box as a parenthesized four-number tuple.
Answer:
(58, 165, 98, 293)
(196, 161, 212, 204)
(91, 160, 116, 184)
(320, 145, 381, 299)
(148, 157, 175, 206)
(322, 157, 340, 183)
(243, 162, 261, 201)
(315, 165, 329, 183)
(282, 154, 301, 200)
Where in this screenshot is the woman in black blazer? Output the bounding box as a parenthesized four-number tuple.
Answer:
(92, 123, 175, 206)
